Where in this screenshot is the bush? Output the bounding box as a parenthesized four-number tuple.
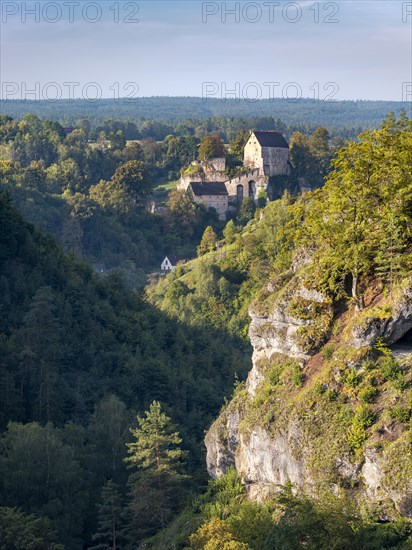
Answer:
(354, 405, 375, 429)
(379, 356, 406, 391)
(348, 405, 375, 451)
(322, 345, 335, 359)
(389, 405, 411, 423)
(347, 422, 367, 451)
(358, 385, 378, 404)
(291, 365, 304, 388)
(341, 369, 362, 388)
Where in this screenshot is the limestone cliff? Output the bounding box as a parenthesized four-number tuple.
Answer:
(205, 276, 412, 518)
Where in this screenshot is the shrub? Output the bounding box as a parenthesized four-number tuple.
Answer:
(389, 405, 411, 423)
(348, 405, 375, 452)
(358, 386, 378, 404)
(379, 356, 406, 391)
(348, 422, 367, 451)
(291, 365, 304, 388)
(341, 369, 362, 388)
(322, 345, 335, 359)
(354, 405, 375, 429)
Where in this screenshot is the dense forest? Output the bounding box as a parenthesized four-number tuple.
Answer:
(0, 190, 250, 548)
(1, 97, 410, 134)
(0, 113, 339, 279)
(0, 110, 411, 549)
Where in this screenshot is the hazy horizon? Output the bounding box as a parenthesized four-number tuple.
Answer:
(2, 1, 411, 102)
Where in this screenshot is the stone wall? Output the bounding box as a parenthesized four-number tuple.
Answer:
(261, 147, 291, 176)
(204, 157, 226, 173)
(225, 169, 267, 203)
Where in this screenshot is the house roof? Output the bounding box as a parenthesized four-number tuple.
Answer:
(252, 131, 289, 149)
(189, 182, 228, 196)
(163, 255, 181, 266)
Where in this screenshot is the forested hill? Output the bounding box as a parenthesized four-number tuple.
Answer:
(2, 97, 410, 130)
(0, 191, 250, 548)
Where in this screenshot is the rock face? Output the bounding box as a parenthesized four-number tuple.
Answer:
(206, 412, 308, 498)
(236, 427, 307, 500)
(205, 277, 412, 517)
(205, 409, 239, 479)
(362, 449, 412, 518)
(247, 283, 332, 394)
(352, 281, 412, 348)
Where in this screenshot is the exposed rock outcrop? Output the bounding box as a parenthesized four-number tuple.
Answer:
(236, 426, 307, 498)
(351, 280, 412, 348)
(205, 277, 412, 518)
(205, 408, 239, 479)
(247, 282, 333, 394)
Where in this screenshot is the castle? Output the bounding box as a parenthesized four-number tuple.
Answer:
(178, 131, 291, 220)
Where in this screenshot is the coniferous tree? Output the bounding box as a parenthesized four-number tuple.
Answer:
(124, 401, 188, 540)
(90, 480, 124, 550)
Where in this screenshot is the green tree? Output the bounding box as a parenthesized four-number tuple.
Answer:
(121, 142, 144, 162)
(23, 286, 60, 422)
(298, 116, 412, 310)
(198, 226, 218, 256)
(111, 161, 152, 201)
(229, 130, 249, 160)
(88, 395, 132, 483)
(198, 133, 225, 161)
(108, 131, 126, 150)
(125, 401, 188, 538)
(90, 480, 124, 550)
(0, 422, 85, 548)
(223, 219, 237, 244)
(190, 517, 250, 550)
(0, 507, 63, 550)
(166, 189, 199, 238)
(238, 197, 255, 225)
(289, 131, 310, 179)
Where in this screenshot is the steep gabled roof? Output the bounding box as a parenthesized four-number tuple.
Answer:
(189, 182, 228, 196)
(252, 131, 289, 149)
(163, 255, 181, 266)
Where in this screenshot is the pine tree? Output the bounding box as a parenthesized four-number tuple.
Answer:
(90, 480, 124, 550)
(124, 401, 188, 540)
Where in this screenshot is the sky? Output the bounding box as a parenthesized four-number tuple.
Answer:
(1, 0, 411, 101)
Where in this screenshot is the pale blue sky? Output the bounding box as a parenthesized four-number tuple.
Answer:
(1, 1, 411, 100)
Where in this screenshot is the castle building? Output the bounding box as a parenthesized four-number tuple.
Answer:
(178, 130, 290, 218)
(188, 182, 229, 220)
(243, 131, 291, 177)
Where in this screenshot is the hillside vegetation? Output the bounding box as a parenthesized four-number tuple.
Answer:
(0, 191, 249, 548)
(145, 113, 412, 548)
(0, 112, 411, 549)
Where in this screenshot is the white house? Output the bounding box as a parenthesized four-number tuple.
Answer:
(161, 255, 180, 273)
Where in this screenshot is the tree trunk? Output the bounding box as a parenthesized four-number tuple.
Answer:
(352, 274, 364, 311)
